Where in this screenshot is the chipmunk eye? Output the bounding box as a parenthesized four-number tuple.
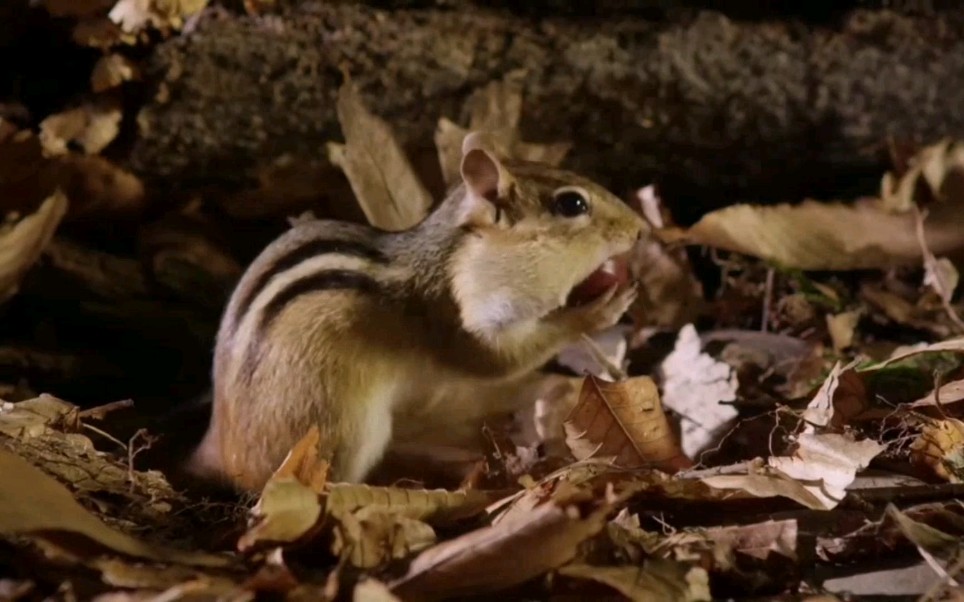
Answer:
(551, 189, 590, 218)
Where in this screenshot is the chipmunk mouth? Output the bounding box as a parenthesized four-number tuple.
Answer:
(565, 252, 631, 307)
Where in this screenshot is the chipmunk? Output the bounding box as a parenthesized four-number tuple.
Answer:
(187, 131, 645, 493)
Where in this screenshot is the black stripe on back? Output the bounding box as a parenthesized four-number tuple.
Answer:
(258, 269, 380, 332)
(234, 239, 388, 324)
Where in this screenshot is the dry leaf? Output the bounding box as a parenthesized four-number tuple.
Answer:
(0, 190, 68, 302)
(662, 197, 964, 271)
(49, 154, 147, 220)
(435, 71, 569, 188)
(911, 378, 964, 408)
(702, 519, 798, 562)
(434, 118, 569, 189)
(826, 310, 861, 352)
(388, 490, 613, 601)
(91, 54, 139, 92)
(767, 432, 886, 509)
(325, 483, 491, 526)
(659, 324, 739, 457)
(628, 186, 704, 330)
(109, 0, 209, 34)
(0, 448, 228, 567)
(886, 504, 962, 584)
(801, 360, 868, 428)
(881, 138, 964, 211)
(701, 469, 826, 510)
(269, 425, 330, 493)
(559, 561, 711, 602)
(327, 78, 433, 231)
(564, 375, 691, 472)
(39, 101, 122, 156)
(237, 477, 322, 552)
(0, 394, 79, 439)
(910, 418, 964, 482)
(870, 336, 964, 369)
(354, 579, 402, 602)
(332, 506, 436, 568)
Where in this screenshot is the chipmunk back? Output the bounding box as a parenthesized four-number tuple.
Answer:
(188, 132, 645, 492)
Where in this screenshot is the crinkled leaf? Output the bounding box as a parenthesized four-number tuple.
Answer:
(563, 375, 691, 473)
(559, 561, 711, 602)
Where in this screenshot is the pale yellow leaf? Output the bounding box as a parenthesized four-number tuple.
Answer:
(0, 449, 227, 567)
(0, 190, 68, 302)
(353, 579, 402, 602)
(237, 477, 322, 552)
(701, 471, 827, 510)
(826, 310, 861, 352)
(559, 561, 711, 602)
(328, 79, 433, 231)
(39, 102, 121, 156)
(910, 418, 964, 482)
(0, 394, 79, 440)
(91, 54, 139, 93)
(270, 424, 329, 493)
(325, 483, 491, 526)
(666, 197, 964, 271)
(333, 507, 436, 569)
(563, 375, 692, 472)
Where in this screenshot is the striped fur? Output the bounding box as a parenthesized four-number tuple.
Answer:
(188, 149, 646, 493)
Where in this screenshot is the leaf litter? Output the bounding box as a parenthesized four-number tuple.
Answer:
(3, 13, 964, 600)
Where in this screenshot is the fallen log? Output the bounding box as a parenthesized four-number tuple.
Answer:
(132, 3, 964, 223)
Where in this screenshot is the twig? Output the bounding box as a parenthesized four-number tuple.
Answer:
(78, 398, 134, 420)
(762, 266, 774, 333)
(126, 428, 158, 493)
(676, 461, 754, 480)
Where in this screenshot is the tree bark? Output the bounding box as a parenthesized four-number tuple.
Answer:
(131, 3, 964, 223)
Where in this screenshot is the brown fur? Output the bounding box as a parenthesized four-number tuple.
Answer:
(188, 135, 645, 493)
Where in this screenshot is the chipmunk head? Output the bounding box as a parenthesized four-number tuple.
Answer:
(449, 131, 646, 338)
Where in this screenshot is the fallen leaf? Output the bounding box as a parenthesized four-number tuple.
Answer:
(910, 418, 964, 482)
(91, 54, 139, 92)
(801, 360, 868, 429)
(564, 375, 692, 473)
(237, 478, 321, 552)
(768, 432, 886, 509)
(434, 70, 569, 188)
(555, 325, 630, 379)
(702, 519, 799, 562)
(869, 336, 964, 369)
(0, 394, 79, 439)
(354, 579, 402, 602)
(325, 483, 492, 526)
(559, 561, 711, 602)
(109, 0, 209, 34)
(0, 448, 228, 567)
(886, 504, 963, 584)
(327, 78, 433, 231)
(269, 425, 330, 493)
(39, 101, 122, 156)
(628, 186, 704, 331)
(332, 506, 436, 568)
(881, 138, 964, 211)
(388, 489, 613, 601)
(659, 324, 739, 457)
(701, 470, 826, 510)
(661, 197, 964, 271)
(911, 378, 964, 408)
(49, 154, 147, 220)
(0, 190, 68, 302)
(826, 310, 861, 352)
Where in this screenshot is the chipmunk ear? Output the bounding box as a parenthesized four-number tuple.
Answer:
(457, 132, 514, 227)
